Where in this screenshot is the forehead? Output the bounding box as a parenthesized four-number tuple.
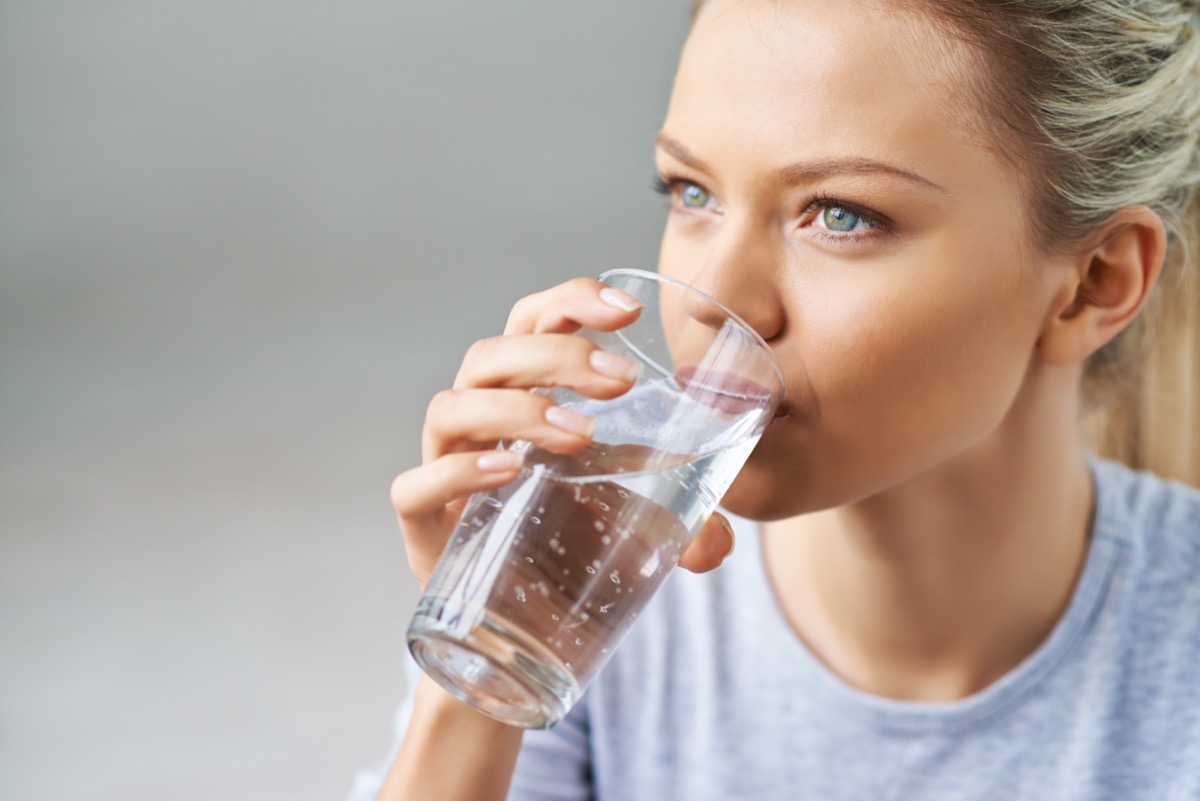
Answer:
(670, 0, 991, 180)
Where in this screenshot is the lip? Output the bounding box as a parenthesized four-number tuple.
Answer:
(765, 405, 792, 431)
(674, 365, 779, 416)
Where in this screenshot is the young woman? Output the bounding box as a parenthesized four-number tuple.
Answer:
(355, 1, 1200, 798)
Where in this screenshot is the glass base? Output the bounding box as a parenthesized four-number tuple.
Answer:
(407, 609, 580, 730)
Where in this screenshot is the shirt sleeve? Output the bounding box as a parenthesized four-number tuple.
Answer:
(346, 655, 595, 801)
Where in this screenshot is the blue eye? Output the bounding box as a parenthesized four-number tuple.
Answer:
(680, 183, 712, 209)
(821, 205, 864, 232)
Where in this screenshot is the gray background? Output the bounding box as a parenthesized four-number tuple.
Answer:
(0, 2, 687, 798)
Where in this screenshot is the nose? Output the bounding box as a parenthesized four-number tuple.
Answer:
(679, 218, 787, 343)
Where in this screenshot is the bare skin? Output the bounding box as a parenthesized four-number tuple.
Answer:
(659, 0, 1164, 700)
(382, 280, 737, 800)
(378, 0, 1167, 796)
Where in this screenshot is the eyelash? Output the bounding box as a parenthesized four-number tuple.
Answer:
(651, 174, 894, 240)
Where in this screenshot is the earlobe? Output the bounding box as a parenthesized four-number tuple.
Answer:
(1037, 205, 1167, 367)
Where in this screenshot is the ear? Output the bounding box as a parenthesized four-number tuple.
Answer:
(1037, 205, 1167, 367)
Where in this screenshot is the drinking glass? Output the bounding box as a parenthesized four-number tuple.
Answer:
(406, 269, 785, 728)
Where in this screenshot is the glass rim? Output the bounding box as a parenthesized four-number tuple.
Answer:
(597, 268, 786, 402)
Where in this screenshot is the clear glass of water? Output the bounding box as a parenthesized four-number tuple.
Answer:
(406, 269, 785, 728)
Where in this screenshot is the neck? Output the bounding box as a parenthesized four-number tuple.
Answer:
(761, 372, 1095, 702)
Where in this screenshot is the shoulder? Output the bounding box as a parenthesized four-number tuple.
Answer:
(1090, 455, 1200, 573)
(1086, 456, 1200, 697)
(1078, 459, 1200, 790)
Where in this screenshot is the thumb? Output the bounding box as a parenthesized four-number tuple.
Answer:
(678, 511, 735, 574)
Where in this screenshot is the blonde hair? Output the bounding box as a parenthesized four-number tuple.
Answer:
(691, 0, 1200, 486)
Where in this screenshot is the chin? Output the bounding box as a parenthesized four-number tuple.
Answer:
(718, 460, 814, 521)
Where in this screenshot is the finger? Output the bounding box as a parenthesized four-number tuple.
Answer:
(391, 450, 524, 522)
(391, 451, 525, 584)
(454, 334, 640, 395)
(677, 512, 736, 574)
(504, 277, 643, 336)
(422, 388, 597, 460)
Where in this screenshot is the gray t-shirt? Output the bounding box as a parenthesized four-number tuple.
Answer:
(351, 457, 1200, 800)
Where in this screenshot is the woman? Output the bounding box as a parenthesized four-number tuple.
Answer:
(356, 0, 1200, 798)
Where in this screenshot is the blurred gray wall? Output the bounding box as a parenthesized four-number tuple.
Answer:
(0, 3, 687, 798)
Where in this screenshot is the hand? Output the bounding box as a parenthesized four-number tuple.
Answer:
(389, 277, 738, 589)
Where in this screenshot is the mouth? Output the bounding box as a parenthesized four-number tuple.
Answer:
(765, 402, 793, 430)
(674, 365, 779, 416)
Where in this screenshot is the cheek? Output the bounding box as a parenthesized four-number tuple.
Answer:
(656, 227, 704, 288)
(797, 237, 1040, 452)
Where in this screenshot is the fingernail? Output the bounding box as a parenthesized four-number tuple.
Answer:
(589, 349, 640, 382)
(544, 406, 596, 438)
(477, 451, 523, 472)
(599, 287, 642, 312)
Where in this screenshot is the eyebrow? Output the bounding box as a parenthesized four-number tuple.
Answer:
(654, 133, 948, 194)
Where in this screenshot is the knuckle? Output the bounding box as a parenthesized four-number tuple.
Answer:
(505, 294, 537, 330)
(425, 388, 459, 419)
(506, 288, 558, 334)
(456, 337, 503, 385)
(461, 336, 497, 367)
(564, 276, 601, 294)
(389, 470, 414, 514)
(489, 388, 549, 425)
(548, 333, 594, 365)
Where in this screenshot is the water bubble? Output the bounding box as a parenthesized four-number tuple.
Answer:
(554, 640, 563, 648)
(537, 506, 546, 514)
(565, 661, 574, 672)
(591, 559, 602, 569)
(551, 613, 560, 621)
(601, 535, 611, 545)
(617, 489, 629, 499)
(585, 566, 596, 575)
(531, 516, 541, 525)
(514, 586, 526, 602)
(609, 570, 621, 585)
(557, 546, 567, 556)
(484, 497, 502, 509)
(574, 638, 583, 646)
(548, 538, 560, 550)
(597, 501, 610, 512)
(594, 521, 606, 532)
(584, 601, 593, 610)
(469, 516, 484, 527)
(579, 612, 589, 622)
(525, 556, 535, 563)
